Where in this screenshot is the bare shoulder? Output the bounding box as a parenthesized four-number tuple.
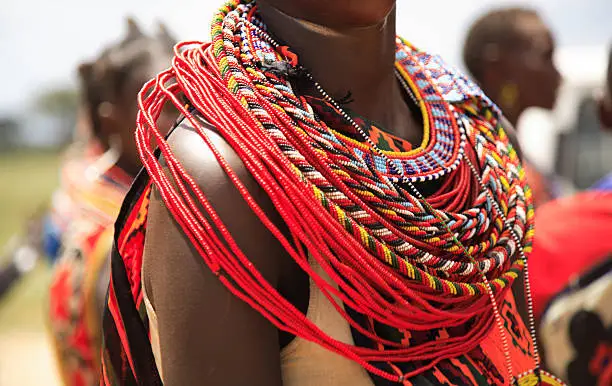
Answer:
(163, 115, 254, 191)
(141, 114, 284, 385)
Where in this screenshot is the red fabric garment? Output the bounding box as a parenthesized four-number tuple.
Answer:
(530, 191, 612, 318)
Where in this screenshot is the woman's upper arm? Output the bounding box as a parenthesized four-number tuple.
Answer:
(142, 118, 284, 386)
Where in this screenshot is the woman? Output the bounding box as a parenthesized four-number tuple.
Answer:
(101, 1, 564, 385)
(463, 7, 561, 207)
(48, 19, 175, 386)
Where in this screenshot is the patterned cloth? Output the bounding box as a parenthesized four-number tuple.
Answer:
(48, 147, 131, 386)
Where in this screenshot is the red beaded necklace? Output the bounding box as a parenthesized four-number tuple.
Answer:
(131, 1, 566, 384)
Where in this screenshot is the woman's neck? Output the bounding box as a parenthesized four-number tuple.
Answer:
(258, 3, 419, 141)
(499, 102, 524, 128)
(487, 84, 525, 127)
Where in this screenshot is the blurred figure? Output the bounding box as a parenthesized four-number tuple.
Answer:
(41, 108, 98, 265)
(463, 7, 561, 207)
(0, 113, 91, 299)
(532, 46, 612, 386)
(0, 216, 41, 297)
(47, 18, 175, 386)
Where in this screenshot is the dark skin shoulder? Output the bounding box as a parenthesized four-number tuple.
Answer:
(141, 114, 308, 386)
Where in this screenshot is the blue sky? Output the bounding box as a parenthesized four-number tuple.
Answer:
(1, 0, 610, 114)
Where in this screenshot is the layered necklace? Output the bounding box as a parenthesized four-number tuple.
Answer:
(134, 0, 566, 384)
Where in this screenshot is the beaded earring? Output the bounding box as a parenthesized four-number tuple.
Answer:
(501, 82, 519, 110)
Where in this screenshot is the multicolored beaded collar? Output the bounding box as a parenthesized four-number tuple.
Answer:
(240, 6, 524, 291)
(247, 32, 468, 182)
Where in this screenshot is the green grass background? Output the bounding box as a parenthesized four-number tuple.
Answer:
(0, 150, 62, 385)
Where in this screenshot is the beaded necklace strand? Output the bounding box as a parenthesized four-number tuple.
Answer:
(251, 20, 518, 380)
(301, 73, 518, 383)
(251, 15, 564, 386)
(303, 69, 544, 384)
(132, 1, 566, 384)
